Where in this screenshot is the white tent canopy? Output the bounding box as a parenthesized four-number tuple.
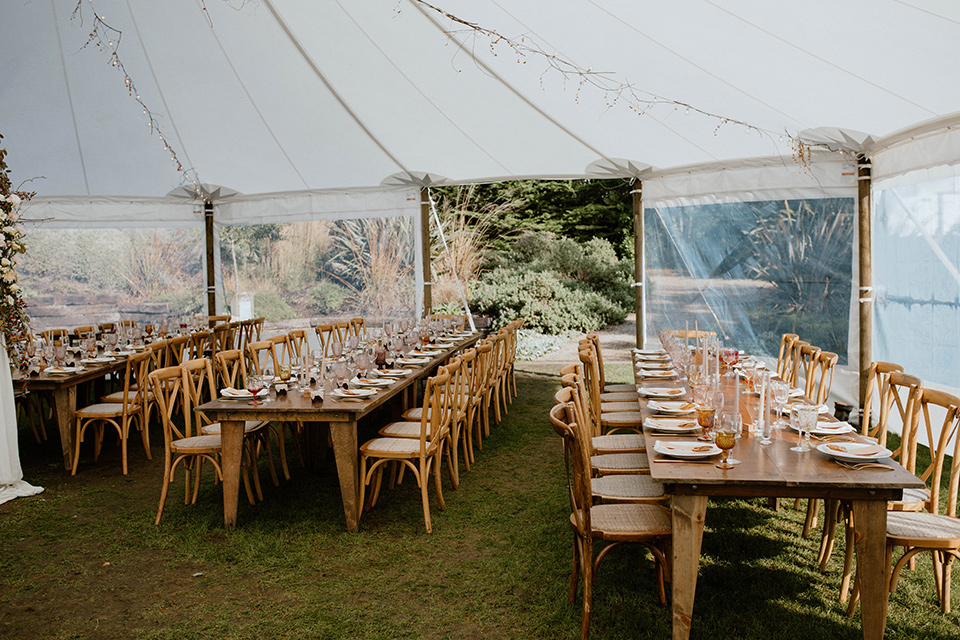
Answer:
(1, 0, 959, 218)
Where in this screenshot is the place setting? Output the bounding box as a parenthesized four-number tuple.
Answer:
(645, 416, 700, 434)
(646, 399, 697, 415)
(636, 386, 686, 399)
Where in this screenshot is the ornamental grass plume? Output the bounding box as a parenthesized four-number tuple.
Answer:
(0, 135, 34, 370)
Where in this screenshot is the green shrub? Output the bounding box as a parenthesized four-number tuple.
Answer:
(255, 290, 294, 321)
(432, 301, 463, 315)
(310, 280, 349, 313)
(470, 267, 626, 334)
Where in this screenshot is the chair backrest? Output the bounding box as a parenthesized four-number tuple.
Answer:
(251, 317, 265, 342)
(42, 328, 68, 345)
(806, 350, 839, 405)
(789, 342, 819, 390)
(182, 358, 218, 432)
(208, 314, 231, 327)
(577, 346, 603, 429)
(862, 361, 905, 431)
(458, 348, 480, 413)
(146, 339, 168, 370)
(871, 371, 923, 470)
(315, 323, 345, 357)
(777, 333, 799, 380)
(266, 334, 293, 366)
(444, 356, 466, 422)
(911, 389, 960, 515)
(150, 365, 188, 443)
(349, 317, 366, 337)
(419, 366, 453, 450)
(473, 339, 493, 398)
(287, 329, 309, 360)
(116, 351, 152, 415)
(73, 325, 96, 340)
(215, 349, 247, 389)
(166, 334, 191, 367)
(212, 322, 236, 354)
(189, 330, 212, 361)
(246, 340, 279, 375)
(549, 401, 591, 537)
(239, 319, 256, 354)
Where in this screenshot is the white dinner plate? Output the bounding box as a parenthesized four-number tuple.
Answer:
(220, 388, 268, 400)
(352, 376, 394, 388)
(793, 420, 855, 436)
(80, 356, 115, 364)
(637, 354, 671, 362)
(817, 442, 893, 462)
(433, 341, 456, 348)
(637, 362, 673, 370)
(653, 440, 721, 459)
(633, 348, 666, 356)
(409, 349, 442, 357)
(377, 369, 411, 377)
(43, 366, 82, 375)
(331, 388, 377, 399)
(636, 369, 677, 379)
(396, 357, 429, 366)
(637, 387, 686, 398)
(647, 400, 697, 414)
(645, 417, 700, 433)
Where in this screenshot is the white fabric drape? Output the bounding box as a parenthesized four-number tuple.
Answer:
(0, 341, 44, 505)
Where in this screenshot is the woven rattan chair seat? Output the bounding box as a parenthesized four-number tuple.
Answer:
(171, 434, 223, 451)
(601, 391, 638, 402)
(76, 402, 140, 418)
(601, 400, 641, 412)
(362, 437, 422, 455)
(592, 433, 645, 453)
(380, 421, 435, 437)
(600, 411, 644, 427)
(887, 511, 960, 544)
(592, 474, 665, 501)
(102, 390, 153, 403)
(889, 487, 931, 510)
(201, 420, 267, 435)
(573, 503, 672, 538)
(591, 452, 649, 473)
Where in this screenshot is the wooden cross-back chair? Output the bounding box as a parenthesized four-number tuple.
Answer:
(71, 351, 153, 476)
(805, 350, 839, 405)
(549, 402, 671, 640)
(165, 334, 192, 368)
(789, 342, 819, 390)
(189, 330, 212, 361)
(360, 366, 453, 534)
(246, 340, 280, 376)
(150, 361, 258, 525)
(777, 333, 800, 381)
(349, 317, 366, 337)
(287, 329, 309, 361)
(265, 334, 294, 367)
(315, 323, 346, 358)
(73, 325, 96, 340)
(212, 322, 236, 354)
(861, 361, 905, 432)
(846, 389, 960, 614)
(817, 371, 923, 603)
(578, 344, 643, 435)
(41, 328, 68, 345)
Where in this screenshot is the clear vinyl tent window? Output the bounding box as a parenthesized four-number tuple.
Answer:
(874, 175, 960, 388)
(19, 227, 205, 330)
(217, 216, 417, 326)
(645, 198, 855, 362)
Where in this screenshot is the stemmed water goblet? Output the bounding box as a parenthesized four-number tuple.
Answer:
(715, 416, 740, 469)
(721, 346, 739, 376)
(692, 384, 714, 441)
(356, 352, 371, 379)
(346, 335, 359, 353)
(790, 404, 817, 452)
(333, 360, 348, 389)
(105, 331, 119, 353)
(53, 341, 67, 367)
(331, 341, 343, 359)
(246, 374, 266, 407)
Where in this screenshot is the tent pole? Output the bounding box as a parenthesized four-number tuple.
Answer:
(631, 180, 644, 349)
(420, 187, 432, 316)
(857, 154, 872, 409)
(204, 201, 217, 321)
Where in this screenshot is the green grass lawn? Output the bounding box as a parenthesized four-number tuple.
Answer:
(1, 365, 957, 639)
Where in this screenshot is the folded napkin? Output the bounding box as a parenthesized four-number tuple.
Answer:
(826, 443, 885, 457)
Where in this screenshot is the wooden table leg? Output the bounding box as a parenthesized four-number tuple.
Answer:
(851, 499, 889, 640)
(329, 418, 360, 532)
(219, 419, 244, 530)
(52, 387, 77, 470)
(672, 494, 708, 640)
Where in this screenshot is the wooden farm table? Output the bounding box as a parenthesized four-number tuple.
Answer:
(197, 333, 480, 531)
(13, 357, 129, 470)
(637, 364, 924, 640)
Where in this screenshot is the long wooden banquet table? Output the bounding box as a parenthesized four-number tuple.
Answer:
(13, 358, 128, 470)
(197, 333, 480, 531)
(637, 354, 924, 640)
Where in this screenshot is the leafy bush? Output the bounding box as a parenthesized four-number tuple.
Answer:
(255, 291, 294, 321)
(310, 280, 349, 313)
(470, 267, 626, 334)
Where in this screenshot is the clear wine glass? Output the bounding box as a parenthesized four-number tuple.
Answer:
(771, 380, 789, 429)
(333, 360, 348, 389)
(791, 404, 817, 452)
(721, 347, 739, 376)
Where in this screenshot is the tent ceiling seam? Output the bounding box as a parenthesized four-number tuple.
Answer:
(334, 0, 512, 177)
(199, 0, 310, 190)
(409, 0, 615, 166)
(261, 0, 410, 176)
(124, 0, 199, 188)
(50, 0, 90, 196)
(584, 0, 810, 131)
(894, 0, 960, 27)
(704, 0, 938, 117)
(489, 0, 722, 162)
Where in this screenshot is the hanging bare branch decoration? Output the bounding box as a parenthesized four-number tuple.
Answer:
(411, 1, 816, 166)
(72, 0, 202, 196)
